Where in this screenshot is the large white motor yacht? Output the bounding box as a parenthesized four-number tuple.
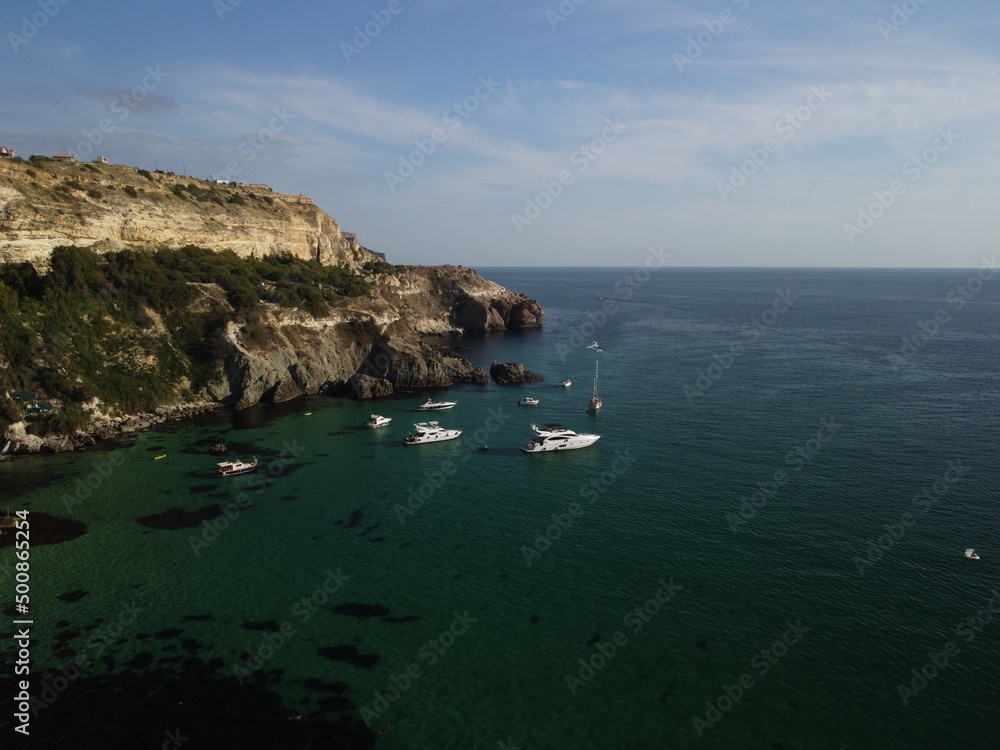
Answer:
(403, 421, 462, 445)
(521, 424, 600, 453)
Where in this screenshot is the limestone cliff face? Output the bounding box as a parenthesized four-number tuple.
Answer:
(371, 264, 544, 334)
(206, 295, 493, 409)
(0, 159, 369, 268)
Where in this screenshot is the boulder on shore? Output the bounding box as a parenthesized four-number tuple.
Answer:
(345, 373, 394, 400)
(489, 362, 543, 385)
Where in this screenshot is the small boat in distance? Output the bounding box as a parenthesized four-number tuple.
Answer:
(217, 457, 258, 476)
(366, 414, 392, 428)
(561, 380, 572, 387)
(964, 548, 981, 560)
(522, 423, 600, 453)
(587, 359, 602, 412)
(417, 398, 457, 411)
(403, 421, 462, 445)
(154, 454, 167, 460)
(519, 397, 540, 406)
(586, 341, 599, 349)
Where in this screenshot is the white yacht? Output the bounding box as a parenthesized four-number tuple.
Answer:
(561, 380, 572, 387)
(587, 359, 602, 412)
(365, 414, 392, 428)
(403, 421, 462, 445)
(521, 424, 600, 453)
(216, 457, 258, 476)
(519, 396, 540, 406)
(417, 398, 457, 411)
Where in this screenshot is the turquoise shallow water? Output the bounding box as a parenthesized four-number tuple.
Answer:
(2, 268, 999, 748)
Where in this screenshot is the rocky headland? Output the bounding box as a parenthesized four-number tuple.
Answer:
(0, 157, 544, 452)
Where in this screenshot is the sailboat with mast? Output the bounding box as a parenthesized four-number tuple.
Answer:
(587, 358, 602, 412)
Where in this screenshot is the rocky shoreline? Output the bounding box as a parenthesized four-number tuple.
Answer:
(4, 401, 221, 455)
(2, 355, 548, 455)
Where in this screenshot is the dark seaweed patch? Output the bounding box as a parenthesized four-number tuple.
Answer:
(155, 627, 183, 639)
(181, 614, 213, 623)
(137, 504, 236, 530)
(303, 678, 350, 693)
(56, 619, 71, 628)
(125, 651, 154, 670)
(318, 645, 379, 668)
(343, 508, 364, 529)
(180, 638, 203, 653)
(358, 523, 380, 537)
(695, 639, 708, 651)
(55, 628, 81, 642)
(530, 614, 539, 624)
(189, 483, 217, 494)
(585, 633, 601, 647)
(330, 603, 391, 619)
(58, 589, 89, 603)
(317, 695, 357, 712)
(243, 620, 281, 632)
(8, 651, 377, 748)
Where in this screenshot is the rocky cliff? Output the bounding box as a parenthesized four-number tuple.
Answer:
(0, 158, 369, 268)
(0, 158, 544, 451)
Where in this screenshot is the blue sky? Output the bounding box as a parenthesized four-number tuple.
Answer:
(3, 0, 999, 267)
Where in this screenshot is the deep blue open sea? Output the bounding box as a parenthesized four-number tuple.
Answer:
(1, 267, 999, 749)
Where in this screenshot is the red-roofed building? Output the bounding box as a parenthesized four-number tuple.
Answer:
(0, 147, 14, 158)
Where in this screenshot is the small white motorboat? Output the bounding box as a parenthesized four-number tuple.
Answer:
(416, 398, 457, 411)
(217, 457, 258, 476)
(366, 414, 392, 428)
(964, 548, 981, 560)
(519, 396, 539, 406)
(561, 380, 572, 387)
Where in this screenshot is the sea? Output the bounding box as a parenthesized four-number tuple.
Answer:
(1, 267, 998, 749)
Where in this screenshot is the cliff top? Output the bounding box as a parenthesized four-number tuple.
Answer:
(0, 157, 371, 268)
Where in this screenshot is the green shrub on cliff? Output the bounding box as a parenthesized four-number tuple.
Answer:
(0, 245, 374, 424)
